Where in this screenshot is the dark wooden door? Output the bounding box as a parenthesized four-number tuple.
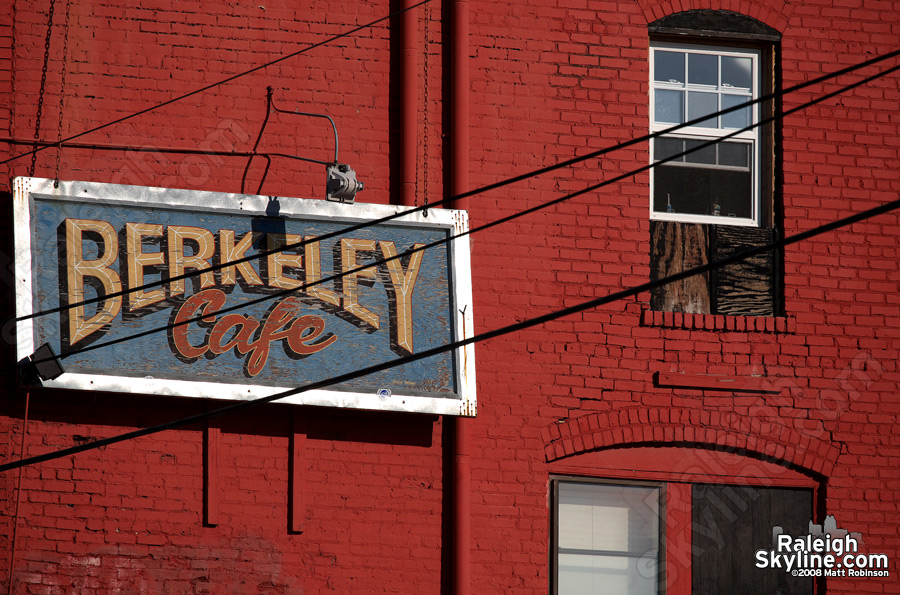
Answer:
(691, 484, 813, 595)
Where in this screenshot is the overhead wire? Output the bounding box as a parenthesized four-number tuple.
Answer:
(13, 46, 900, 325)
(4, 192, 900, 473)
(3, 14, 898, 469)
(0, 53, 900, 471)
(0, 0, 434, 168)
(20, 53, 900, 368)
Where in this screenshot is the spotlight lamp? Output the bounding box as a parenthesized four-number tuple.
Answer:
(259, 89, 365, 205)
(326, 163, 364, 204)
(20, 342, 65, 385)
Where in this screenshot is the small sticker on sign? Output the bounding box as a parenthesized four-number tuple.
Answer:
(377, 388, 392, 399)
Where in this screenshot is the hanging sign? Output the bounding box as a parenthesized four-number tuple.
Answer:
(14, 178, 476, 416)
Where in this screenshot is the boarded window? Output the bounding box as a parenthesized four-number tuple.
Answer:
(692, 484, 813, 595)
(650, 221, 778, 316)
(648, 10, 782, 318)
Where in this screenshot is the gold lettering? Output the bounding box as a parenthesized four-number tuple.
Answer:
(125, 222, 166, 310)
(219, 230, 263, 287)
(340, 238, 379, 330)
(304, 237, 340, 308)
(167, 225, 216, 296)
(65, 219, 123, 346)
(266, 234, 304, 290)
(379, 241, 424, 355)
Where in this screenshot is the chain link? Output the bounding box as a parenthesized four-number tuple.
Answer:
(421, 2, 430, 217)
(54, 0, 72, 186)
(31, 0, 57, 177)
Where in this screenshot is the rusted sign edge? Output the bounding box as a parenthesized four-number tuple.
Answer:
(14, 177, 477, 417)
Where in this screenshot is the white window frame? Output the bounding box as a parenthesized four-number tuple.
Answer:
(551, 474, 818, 595)
(649, 42, 761, 227)
(551, 479, 664, 595)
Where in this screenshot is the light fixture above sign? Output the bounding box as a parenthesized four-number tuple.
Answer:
(14, 177, 475, 416)
(248, 88, 364, 203)
(325, 163, 364, 203)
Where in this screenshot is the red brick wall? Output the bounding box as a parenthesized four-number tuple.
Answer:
(0, 0, 15, 173)
(2, 395, 445, 593)
(467, 0, 900, 589)
(2, 0, 397, 201)
(2, 0, 900, 592)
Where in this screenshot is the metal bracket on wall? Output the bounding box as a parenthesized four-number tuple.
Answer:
(204, 410, 220, 527)
(289, 409, 308, 534)
(242, 88, 363, 203)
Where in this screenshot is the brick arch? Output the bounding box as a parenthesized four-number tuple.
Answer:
(543, 406, 840, 477)
(638, 1, 792, 33)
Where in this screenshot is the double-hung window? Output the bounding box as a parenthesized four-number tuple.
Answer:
(650, 43, 760, 226)
(552, 471, 816, 595)
(553, 482, 662, 595)
(647, 22, 781, 316)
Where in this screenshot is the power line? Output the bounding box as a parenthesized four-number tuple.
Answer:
(7, 53, 900, 469)
(22, 55, 900, 367)
(4, 193, 900, 473)
(0, 0, 433, 167)
(14, 47, 900, 324)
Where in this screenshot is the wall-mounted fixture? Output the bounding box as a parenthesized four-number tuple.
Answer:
(244, 87, 364, 203)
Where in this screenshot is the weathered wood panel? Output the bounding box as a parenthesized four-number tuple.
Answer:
(650, 220, 711, 314)
(651, 221, 776, 316)
(711, 225, 776, 317)
(692, 484, 813, 595)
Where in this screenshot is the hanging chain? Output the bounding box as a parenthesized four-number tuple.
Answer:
(54, 0, 72, 186)
(31, 0, 57, 177)
(421, 2, 430, 217)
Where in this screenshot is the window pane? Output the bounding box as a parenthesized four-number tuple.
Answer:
(557, 483, 660, 595)
(558, 495, 630, 551)
(559, 554, 657, 595)
(721, 94, 750, 129)
(721, 55, 752, 89)
(654, 50, 684, 83)
(654, 137, 683, 163)
(655, 90, 684, 124)
(654, 161, 753, 218)
(688, 53, 717, 86)
(684, 139, 716, 165)
(719, 141, 750, 168)
(687, 91, 717, 127)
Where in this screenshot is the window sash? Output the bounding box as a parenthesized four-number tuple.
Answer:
(650, 44, 759, 134)
(649, 43, 762, 226)
(553, 480, 663, 595)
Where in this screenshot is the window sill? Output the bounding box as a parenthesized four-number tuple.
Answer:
(650, 211, 758, 227)
(640, 309, 793, 333)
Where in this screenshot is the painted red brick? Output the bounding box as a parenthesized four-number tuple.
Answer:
(2, 0, 900, 592)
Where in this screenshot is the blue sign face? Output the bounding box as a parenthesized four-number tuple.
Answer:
(28, 193, 459, 398)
